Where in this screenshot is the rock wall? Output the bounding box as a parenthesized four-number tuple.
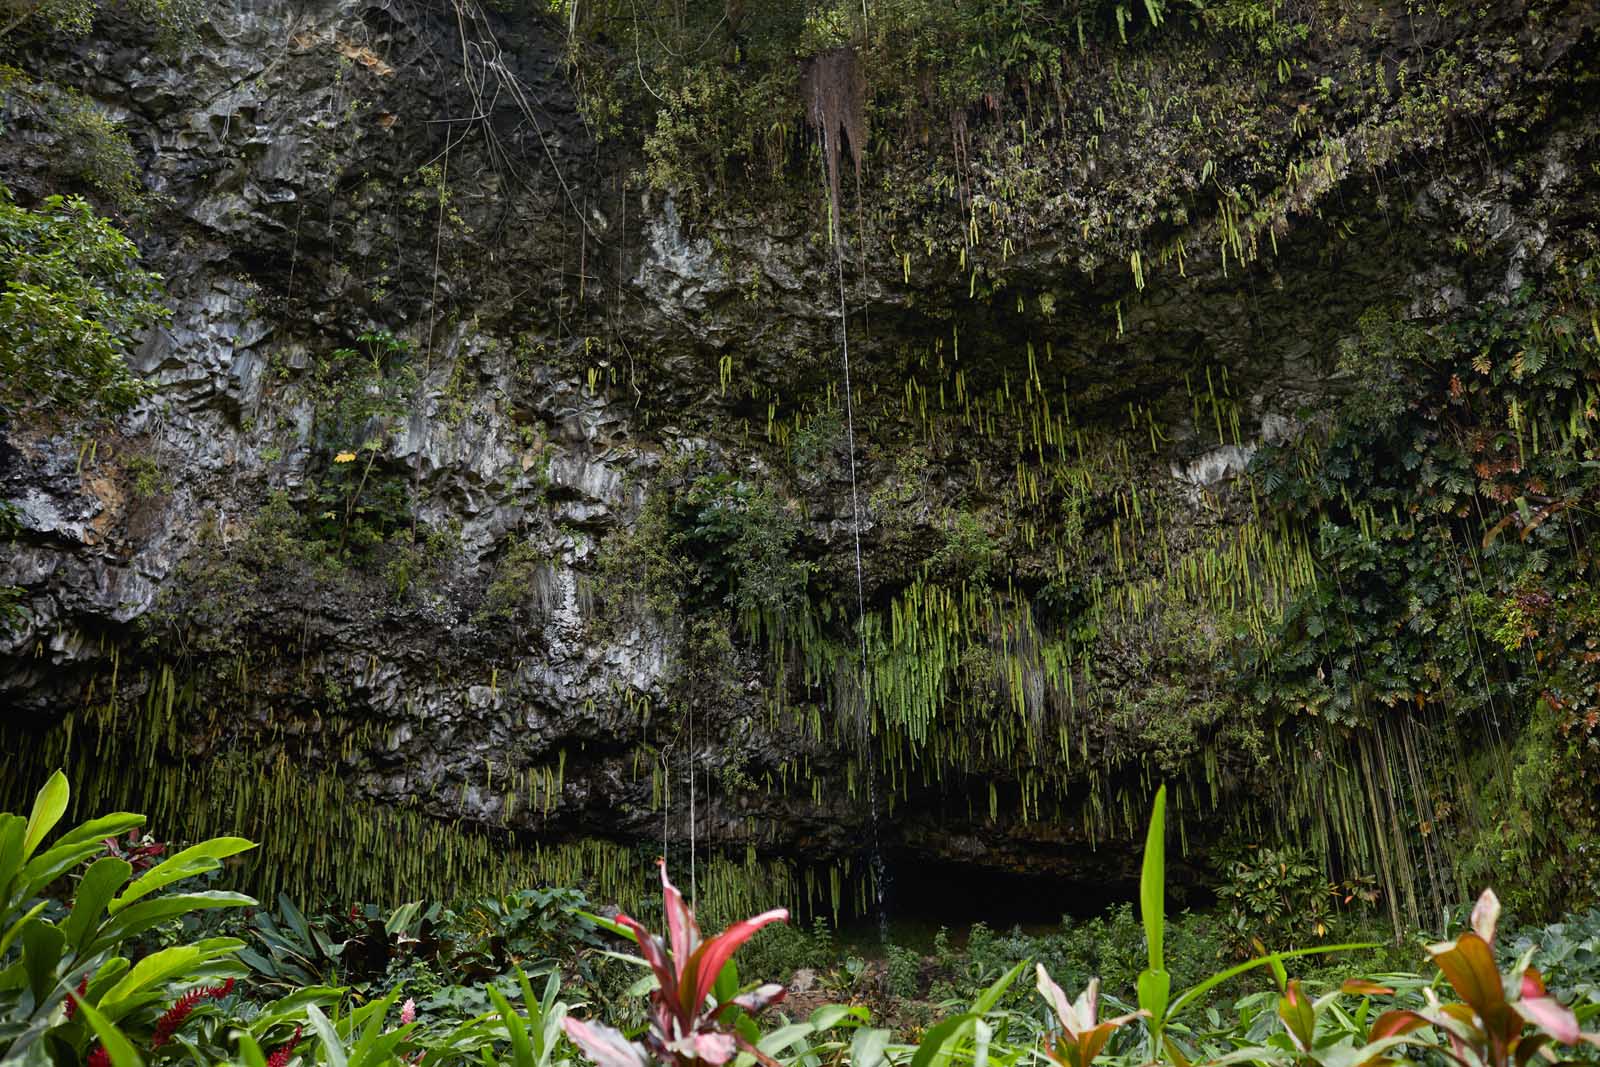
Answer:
(2, 0, 1597, 923)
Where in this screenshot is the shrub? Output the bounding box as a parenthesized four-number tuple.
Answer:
(885, 944, 921, 999)
(0, 770, 256, 1063)
(0, 184, 165, 418)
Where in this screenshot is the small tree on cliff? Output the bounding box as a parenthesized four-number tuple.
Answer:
(0, 185, 166, 419)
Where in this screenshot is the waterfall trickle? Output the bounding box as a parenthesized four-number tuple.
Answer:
(828, 136, 888, 943)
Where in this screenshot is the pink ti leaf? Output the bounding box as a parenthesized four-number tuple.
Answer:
(1036, 965, 1076, 1034)
(1515, 997, 1580, 1045)
(658, 860, 702, 968)
(727, 983, 786, 1015)
(1469, 889, 1500, 945)
(563, 1018, 653, 1067)
(666, 1031, 738, 1065)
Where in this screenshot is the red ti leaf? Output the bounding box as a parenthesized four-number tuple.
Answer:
(684, 908, 788, 1015)
(1430, 933, 1506, 1022)
(1342, 979, 1396, 997)
(1514, 1032, 1553, 1067)
(616, 914, 683, 1020)
(1369, 1010, 1430, 1042)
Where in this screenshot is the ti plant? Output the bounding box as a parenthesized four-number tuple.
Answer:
(1234, 891, 1600, 1067)
(563, 860, 789, 1067)
(1306, 889, 1600, 1067)
(1035, 967, 1143, 1067)
(0, 770, 256, 1065)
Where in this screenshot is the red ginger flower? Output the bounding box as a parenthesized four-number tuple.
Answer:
(65, 976, 88, 1021)
(266, 1025, 303, 1067)
(151, 979, 236, 1048)
(87, 1046, 110, 1067)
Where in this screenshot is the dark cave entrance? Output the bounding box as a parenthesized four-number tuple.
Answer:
(829, 852, 1143, 950)
(883, 853, 1133, 926)
(829, 847, 1218, 951)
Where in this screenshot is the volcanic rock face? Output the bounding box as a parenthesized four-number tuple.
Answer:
(2, 0, 1596, 921)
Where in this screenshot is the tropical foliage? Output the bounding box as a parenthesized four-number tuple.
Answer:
(5, 774, 1600, 1067)
(0, 184, 164, 418)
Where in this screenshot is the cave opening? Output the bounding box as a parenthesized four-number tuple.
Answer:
(829, 853, 1141, 949)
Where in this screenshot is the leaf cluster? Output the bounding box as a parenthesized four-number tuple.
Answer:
(0, 185, 165, 420)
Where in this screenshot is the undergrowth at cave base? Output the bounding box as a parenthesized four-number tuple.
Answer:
(5, 773, 1600, 1067)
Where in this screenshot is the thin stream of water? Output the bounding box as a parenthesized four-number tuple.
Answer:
(831, 172, 889, 943)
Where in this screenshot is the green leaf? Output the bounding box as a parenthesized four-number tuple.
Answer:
(851, 1027, 893, 1067)
(61, 857, 133, 952)
(245, 986, 347, 1034)
(1267, 955, 1289, 992)
(90, 891, 255, 952)
(109, 837, 255, 913)
(86, 956, 132, 1001)
(17, 825, 139, 908)
(0, 815, 26, 896)
(278, 893, 313, 947)
(487, 983, 534, 1067)
(99, 938, 246, 1019)
(514, 966, 541, 1021)
(384, 901, 422, 936)
(235, 946, 280, 977)
(713, 958, 739, 1005)
(535, 967, 561, 1021)
(759, 1023, 819, 1058)
(50, 812, 144, 854)
(910, 1013, 979, 1067)
(1141, 784, 1167, 975)
(972, 960, 1027, 1015)
(1166, 943, 1382, 1021)
(810, 1004, 868, 1030)
(306, 1003, 349, 1067)
(20, 917, 65, 1006)
(972, 1017, 992, 1067)
(1139, 968, 1172, 1026)
(0, 899, 48, 958)
(73, 990, 146, 1067)
(576, 909, 636, 942)
(21, 771, 69, 861)
(235, 1031, 270, 1067)
(349, 993, 399, 1064)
